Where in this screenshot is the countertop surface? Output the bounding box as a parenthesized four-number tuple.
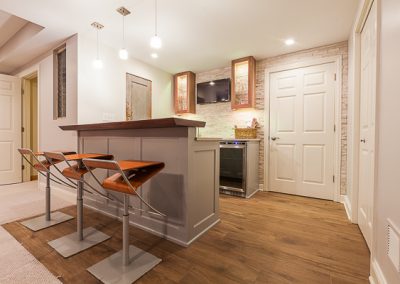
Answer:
(59, 117, 206, 131)
(196, 137, 261, 142)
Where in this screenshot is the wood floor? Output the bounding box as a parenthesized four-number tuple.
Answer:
(3, 192, 370, 283)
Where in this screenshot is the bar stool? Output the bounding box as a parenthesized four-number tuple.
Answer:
(82, 158, 165, 284)
(44, 152, 113, 258)
(18, 148, 75, 231)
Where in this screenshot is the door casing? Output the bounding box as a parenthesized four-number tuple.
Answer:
(264, 56, 342, 202)
(22, 72, 39, 182)
(348, 0, 377, 226)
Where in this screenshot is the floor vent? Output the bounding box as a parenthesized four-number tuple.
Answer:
(387, 220, 400, 273)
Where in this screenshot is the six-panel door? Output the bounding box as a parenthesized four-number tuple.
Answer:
(0, 74, 21, 184)
(269, 63, 336, 200)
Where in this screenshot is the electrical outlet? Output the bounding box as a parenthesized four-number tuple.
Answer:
(102, 112, 116, 122)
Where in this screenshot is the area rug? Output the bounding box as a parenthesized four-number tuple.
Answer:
(0, 181, 73, 225)
(0, 181, 73, 283)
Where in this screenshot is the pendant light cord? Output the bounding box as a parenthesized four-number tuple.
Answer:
(155, 0, 158, 36)
(122, 15, 125, 48)
(96, 29, 99, 59)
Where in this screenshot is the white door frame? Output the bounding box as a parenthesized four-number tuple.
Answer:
(15, 65, 40, 183)
(348, 0, 377, 224)
(264, 56, 343, 202)
(21, 72, 38, 182)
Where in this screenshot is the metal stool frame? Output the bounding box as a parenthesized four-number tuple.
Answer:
(17, 148, 74, 231)
(82, 158, 166, 284)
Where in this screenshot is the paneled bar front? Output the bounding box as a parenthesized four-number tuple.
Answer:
(60, 117, 220, 246)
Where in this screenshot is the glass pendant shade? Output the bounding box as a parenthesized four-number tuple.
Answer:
(150, 35, 162, 49)
(119, 48, 128, 60)
(93, 58, 103, 69)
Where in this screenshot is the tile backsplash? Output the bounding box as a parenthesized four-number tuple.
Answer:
(181, 104, 263, 139)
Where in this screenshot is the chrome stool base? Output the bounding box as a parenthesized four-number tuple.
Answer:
(48, 226, 110, 258)
(20, 211, 73, 232)
(87, 245, 161, 284)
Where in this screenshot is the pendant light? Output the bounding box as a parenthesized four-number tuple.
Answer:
(91, 22, 104, 69)
(117, 7, 131, 60)
(150, 0, 162, 49)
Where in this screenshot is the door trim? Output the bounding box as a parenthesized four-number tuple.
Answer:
(17, 65, 40, 183)
(264, 56, 342, 202)
(349, 0, 378, 225)
(21, 72, 38, 182)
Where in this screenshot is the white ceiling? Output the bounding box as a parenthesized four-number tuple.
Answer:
(0, 0, 360, 74)
(0, 10, 46, 74)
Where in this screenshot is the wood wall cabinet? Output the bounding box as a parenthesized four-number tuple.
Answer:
(231, 56, 256, 109)
(174, 71, 196, 114)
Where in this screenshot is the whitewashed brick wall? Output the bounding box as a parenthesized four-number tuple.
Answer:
(179, 41, 348, 194)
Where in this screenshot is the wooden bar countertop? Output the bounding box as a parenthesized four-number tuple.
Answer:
(59, 117, 206, 131)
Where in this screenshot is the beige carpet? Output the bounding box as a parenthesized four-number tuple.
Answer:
(0, 181, 73, 224)
(0, 181, 74, 283)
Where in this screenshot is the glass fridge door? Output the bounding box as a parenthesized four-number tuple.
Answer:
(219, 145, 246, 192)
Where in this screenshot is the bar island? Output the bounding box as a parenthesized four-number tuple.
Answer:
(60, 118, 220, 246)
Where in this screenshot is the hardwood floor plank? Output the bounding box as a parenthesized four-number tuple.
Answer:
(2, 192, 370, 283)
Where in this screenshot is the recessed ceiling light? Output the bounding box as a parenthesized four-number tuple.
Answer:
(151, 53, 158, 58)
(285, 38, 295, 46)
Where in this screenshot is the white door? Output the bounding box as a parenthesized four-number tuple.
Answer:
(0, 74, 22, 185)
(358, 0, 377, 250)
(269, 63, 336, 200)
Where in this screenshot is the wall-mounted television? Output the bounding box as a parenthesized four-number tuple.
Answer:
(196, 78, 231, 104)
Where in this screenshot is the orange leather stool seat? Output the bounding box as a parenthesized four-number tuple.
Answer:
(82, 157, 165, 279)
(101, 161, 165, 195)
(17, 148, 76, 231)
(59, 153, 113, 180)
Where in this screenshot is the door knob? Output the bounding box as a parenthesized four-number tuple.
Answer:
(271, 137, 280, 141)
(360, 139, 366, 143)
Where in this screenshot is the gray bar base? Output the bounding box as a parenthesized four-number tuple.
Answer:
(48, 226, 110, 258)
(87, 245, 161, 284)
(20, 211, 74, 232)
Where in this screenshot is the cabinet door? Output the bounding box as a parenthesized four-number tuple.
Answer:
(231, 56, 256, 109)
(174, 71, 195, 114)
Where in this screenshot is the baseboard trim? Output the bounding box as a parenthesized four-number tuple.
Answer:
(186, 219, 220, 246)
(370, 258, 388, 284)
(83, 202, 192, 248)
(341, 194, 352, 222)
(247, 189, 261, 199)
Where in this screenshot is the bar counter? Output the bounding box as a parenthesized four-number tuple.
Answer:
(60, 118, 220, 246)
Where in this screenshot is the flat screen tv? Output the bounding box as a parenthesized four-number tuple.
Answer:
(197, 78, 231, 104)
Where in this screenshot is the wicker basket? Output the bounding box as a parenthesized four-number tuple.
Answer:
(235, 128, 257, 139)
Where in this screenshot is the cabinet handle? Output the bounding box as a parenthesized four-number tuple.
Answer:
(271, 137, 280, 141)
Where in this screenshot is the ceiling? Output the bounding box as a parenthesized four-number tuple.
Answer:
(0, 0, 360, 74)
(0, 10, 45, 74)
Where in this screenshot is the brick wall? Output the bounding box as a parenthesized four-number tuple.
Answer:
(179, 41, 348, 194)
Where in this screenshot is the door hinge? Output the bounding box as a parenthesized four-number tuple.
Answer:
(21, 127, 25, 132)
(333, 175, 335, 183)
(334, 73, 337, 81)
(22, 165, 25, 170)
(334, 124, 336, 132)
(21, 89, 24, 95)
